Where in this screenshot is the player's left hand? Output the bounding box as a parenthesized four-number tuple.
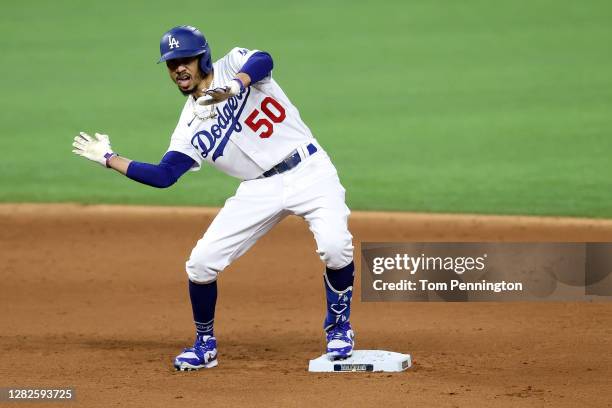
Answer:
(72, 132, 114, 168)
(197, 79, 244, 106)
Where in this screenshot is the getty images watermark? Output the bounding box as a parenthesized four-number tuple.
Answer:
(361, 243, 612, 301)
(370, 252, 522, 293)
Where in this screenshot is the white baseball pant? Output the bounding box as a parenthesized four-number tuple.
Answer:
(186, 148, 354, 283)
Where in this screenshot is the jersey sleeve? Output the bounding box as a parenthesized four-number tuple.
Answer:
(224, 47, 272, 83)
(167, 135, 202, 172)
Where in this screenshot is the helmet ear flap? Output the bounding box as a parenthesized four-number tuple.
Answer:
(198, 43, 213, 75)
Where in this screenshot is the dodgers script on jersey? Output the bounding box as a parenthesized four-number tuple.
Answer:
(167, 47, 317, 180)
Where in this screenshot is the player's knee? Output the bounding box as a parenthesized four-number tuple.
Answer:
(185, 249, 223, 284)
(186, 259, 219, 283)
(317, 236, 354, 269)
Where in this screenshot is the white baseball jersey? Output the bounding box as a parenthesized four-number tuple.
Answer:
(167, 47, 317, 180)
(165, 48, 353, 284)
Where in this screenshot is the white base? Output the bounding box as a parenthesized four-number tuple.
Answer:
(308, 350, 412, 373)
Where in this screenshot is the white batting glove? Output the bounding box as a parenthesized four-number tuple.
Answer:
(197, 78, 245, 106)
(72, 132, 115, 168)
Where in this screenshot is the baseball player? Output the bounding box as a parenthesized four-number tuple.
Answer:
(71, 25, 355, 371)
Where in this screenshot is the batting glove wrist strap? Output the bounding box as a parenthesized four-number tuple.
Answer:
(104, 152, 118, 168)
(231, 78, 245, 94)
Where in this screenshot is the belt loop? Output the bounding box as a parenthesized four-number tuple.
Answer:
(298, 144, 308, 160)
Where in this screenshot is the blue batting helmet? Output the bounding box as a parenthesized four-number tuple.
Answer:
(158, 25, 212, 75)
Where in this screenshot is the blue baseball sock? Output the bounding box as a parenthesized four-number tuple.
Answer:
(326, 261, 355, 291)
(188, 280, 217, 337)
(324, 261, 355, 331)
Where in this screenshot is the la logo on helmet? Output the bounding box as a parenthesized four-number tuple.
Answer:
(168, 35, 180, 49)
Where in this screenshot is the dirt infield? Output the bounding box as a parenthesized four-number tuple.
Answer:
(1, 204, 612, 407)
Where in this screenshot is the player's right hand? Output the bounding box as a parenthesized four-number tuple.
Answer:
(197, 79, 244, 106)
(72, 132, 114, 168)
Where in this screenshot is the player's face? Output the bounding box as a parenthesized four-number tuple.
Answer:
(166, 57, 203, 96)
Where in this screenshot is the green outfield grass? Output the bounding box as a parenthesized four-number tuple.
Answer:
(1, 0, 611, 217)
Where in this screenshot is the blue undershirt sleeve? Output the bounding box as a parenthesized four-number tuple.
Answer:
(239, 51, 274, 84)
(126, 151, 195, 188)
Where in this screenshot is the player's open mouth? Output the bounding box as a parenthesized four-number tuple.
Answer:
(177, 74, 191, 88)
